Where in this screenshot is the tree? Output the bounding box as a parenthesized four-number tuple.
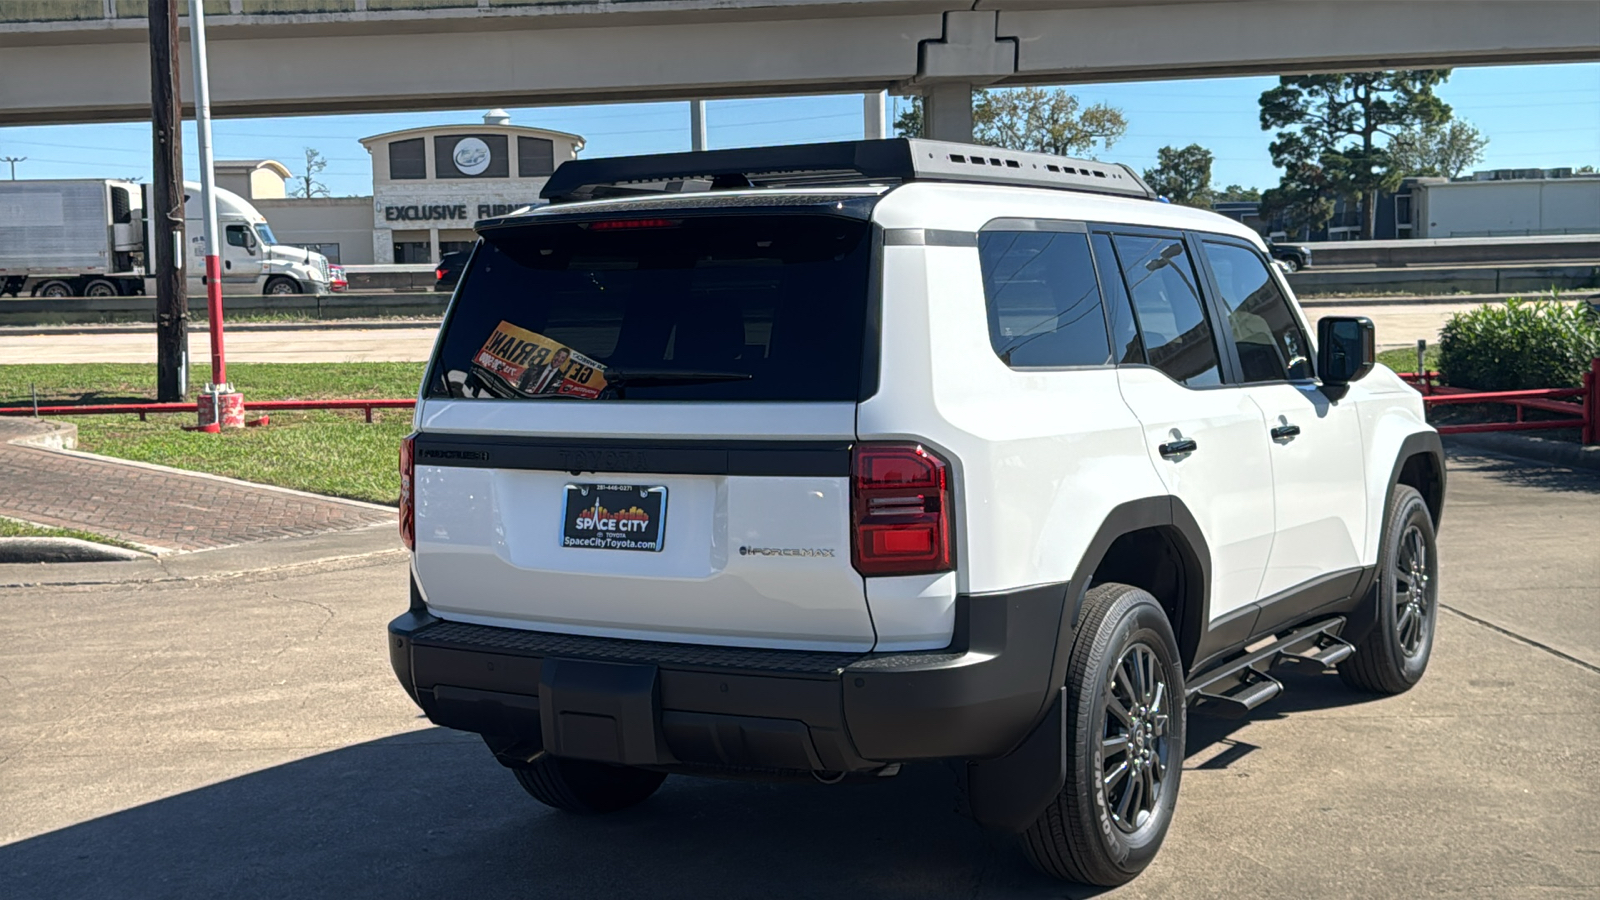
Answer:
(1260, 71, 1453, 239)
(1215, 184, 1261, 202)
(894, 87, 1127, 156)
(1388, 119, 1488, 178)
(1142, 144, 1214, 207)
(293, 147, 330, 198)
(1260, 159, 1337, 239)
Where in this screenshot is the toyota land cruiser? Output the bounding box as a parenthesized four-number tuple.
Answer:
(387, 139, 1444, 886)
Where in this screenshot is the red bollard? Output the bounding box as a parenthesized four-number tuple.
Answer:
(197, 387, 245, 431)
(1583, 358, 1598, 447)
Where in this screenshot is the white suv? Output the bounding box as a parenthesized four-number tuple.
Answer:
(389, 139, 1444, 886)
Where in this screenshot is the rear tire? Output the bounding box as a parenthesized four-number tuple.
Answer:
(1338, 485, 1437, 694)
(83, 278, 119, 298)
(36, 279, 74, 298)
(511, 754, 666, 815)
(1020, 582, 1185, 886)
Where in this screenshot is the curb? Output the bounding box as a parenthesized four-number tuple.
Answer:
(0, 522, 401, 588)
(0, 536, 149, 564)
(1442, 432, 1600, 471)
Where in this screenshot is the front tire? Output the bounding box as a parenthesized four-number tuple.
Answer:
(511, 753, 666, 815)
(1338, 485, 1438, 694)
(264, 276, 300, 296)
(1021, 583, 1185, 886)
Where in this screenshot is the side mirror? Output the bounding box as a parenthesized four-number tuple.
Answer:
(245, 231, 258, 255)
(1317, 316, 1375, 394)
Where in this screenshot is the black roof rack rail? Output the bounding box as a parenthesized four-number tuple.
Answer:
(540, 138, 1155, 204)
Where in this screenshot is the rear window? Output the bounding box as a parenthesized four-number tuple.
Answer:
(428, 214, 873, 402)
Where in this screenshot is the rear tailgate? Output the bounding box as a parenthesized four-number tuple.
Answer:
(410, 206, 879, 651)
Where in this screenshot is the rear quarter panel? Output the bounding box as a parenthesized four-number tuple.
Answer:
(861, 185, 1171, 599)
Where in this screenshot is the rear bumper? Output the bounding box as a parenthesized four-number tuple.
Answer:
(388, 583, 1066, 773)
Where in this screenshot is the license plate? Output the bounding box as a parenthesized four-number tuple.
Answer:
(562, 483, 667, 552)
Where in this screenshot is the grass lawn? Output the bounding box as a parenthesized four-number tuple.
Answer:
(0, 363, 424, 506)
(0, 515, 140, 550)
(1377, 344, 1440, 374)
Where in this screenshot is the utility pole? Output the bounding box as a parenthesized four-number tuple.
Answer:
(863, 92, 887, 140)
(1, 157, 24, 180)
(149, 0, 188, 402)
(690, 101, 707, 152)
(190, 0, 241, 430)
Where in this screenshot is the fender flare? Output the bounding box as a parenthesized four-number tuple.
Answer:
(1344, 429, 1446, 644)
(965, 495, 1211, 832)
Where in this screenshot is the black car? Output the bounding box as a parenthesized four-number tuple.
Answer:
(434, 251, 467, 292)
(1266, 241, 1311, 272)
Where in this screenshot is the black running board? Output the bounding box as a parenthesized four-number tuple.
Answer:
(1186, 618, 1354, 717)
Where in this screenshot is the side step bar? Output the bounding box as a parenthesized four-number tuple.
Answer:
(1186, 618, 1354, 717)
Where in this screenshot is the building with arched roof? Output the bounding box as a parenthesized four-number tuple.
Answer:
(358, 113, 584, 264)
(234, 111, 584, 266)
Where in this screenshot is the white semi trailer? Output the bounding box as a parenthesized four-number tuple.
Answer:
(0, 179, 331, 298)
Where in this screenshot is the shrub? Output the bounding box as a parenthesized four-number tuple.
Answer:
(1437, 297, 1600, 390)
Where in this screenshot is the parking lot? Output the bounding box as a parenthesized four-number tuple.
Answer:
(2, 446, 1596, 899)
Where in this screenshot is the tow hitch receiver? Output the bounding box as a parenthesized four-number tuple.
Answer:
(539, 658, 664, 765)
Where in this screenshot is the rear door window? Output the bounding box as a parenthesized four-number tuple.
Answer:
(427, 214, 873, 402)
(977, 228, 1112, 368)
(1110, 233, 1223, 387)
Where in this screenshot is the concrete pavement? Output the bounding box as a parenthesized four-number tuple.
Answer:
(0, 301, 1503, 364)
(1, 447, 1596, 898)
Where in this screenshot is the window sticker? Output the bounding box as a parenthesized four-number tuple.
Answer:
(470, 320, 608, 400)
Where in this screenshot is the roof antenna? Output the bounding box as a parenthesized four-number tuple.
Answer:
(711, 173, 753, 190)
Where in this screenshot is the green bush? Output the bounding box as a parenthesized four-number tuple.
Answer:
(1437, 297, 1600, 390)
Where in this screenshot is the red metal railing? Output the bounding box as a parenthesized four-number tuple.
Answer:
(1398, 357, 1598, 445)
(0, 398, 415, 423)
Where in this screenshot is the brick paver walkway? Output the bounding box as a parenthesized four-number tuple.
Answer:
(0, 419, 393, 552)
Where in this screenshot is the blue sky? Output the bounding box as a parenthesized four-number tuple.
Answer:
(1, 62, 1594, 196)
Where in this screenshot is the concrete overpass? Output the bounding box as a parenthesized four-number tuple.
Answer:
(2, 0, 1598, 138)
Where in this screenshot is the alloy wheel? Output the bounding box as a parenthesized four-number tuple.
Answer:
(1102, 642, 1171, 833)
(1393, 524, 1431, 656)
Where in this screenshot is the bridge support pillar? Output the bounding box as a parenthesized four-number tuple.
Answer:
(922, 83, 974, 142)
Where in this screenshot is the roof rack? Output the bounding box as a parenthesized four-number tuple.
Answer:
(540, 138, 1155, 204)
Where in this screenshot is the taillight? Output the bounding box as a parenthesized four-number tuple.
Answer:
(851, 443, 953, 577)
(399, 433, 416, 551)
(434, 268, 446, 281)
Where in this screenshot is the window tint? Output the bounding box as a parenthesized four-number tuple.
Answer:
(429, 215, 873, 402)
(1111, 234, 1222, 387)
(1201, 241, 1313, 382)
(389, 138, 425, 180)
(1091, 233, 1143, 365)
(224, 225, 248, 248)
(977, 229, 1111, 368)
(518, 136, 556, 178)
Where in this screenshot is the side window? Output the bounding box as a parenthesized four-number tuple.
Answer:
(1111, 234, 1223, 387)
(1090, 232, 1143, 365)
(1201, 241, 1313, 382)
(224, 225, 248, 248)
(976, 229, 1112, 368)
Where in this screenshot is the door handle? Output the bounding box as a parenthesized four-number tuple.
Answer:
(1271, 424, 1302, 441)
(1158, 438, 1198, 458)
